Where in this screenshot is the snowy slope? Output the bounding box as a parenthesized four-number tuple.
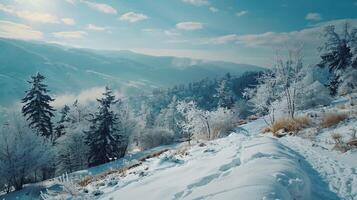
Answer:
(87, 121, 340, 200)
(3, 99, 357, 200)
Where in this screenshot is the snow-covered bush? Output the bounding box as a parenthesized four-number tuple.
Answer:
(244, 70, 279, 126)
(0, 116, 53, 191)
(177, 101, 208, 142)
(177, 101, 238, 141)
(338, 67, 357, 95)
(297, 81, 332, 109)
(139, 127, 175, 150)
(233, 99, 254, 119)
(209, 107, 237, 139)
(56, 127, 89, 174)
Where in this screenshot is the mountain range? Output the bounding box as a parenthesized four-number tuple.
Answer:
(0, 38, 263, 106)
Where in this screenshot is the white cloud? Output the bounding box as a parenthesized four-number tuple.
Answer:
(165, 39, 190, 44)
(182, 0, 209, 6)
(119, 12, 148, 23)
(81, 0, 117, 14)
(236, 10, 248, 17)
(164, 30, 180, 37)
(206, 34, 239, 44)
(61, 18, 76, 25)
(86, 24, 108, 32)
(305, 13, 322, 21)
(0, 20, 43, 40)
(65, 0, 76, 4)
(0, 3, 60, 24)
(141, 28, 160, 33)
(176, 22, 203, 30)
(209, 7, 218, 13)
(0, 3, 76, 25)
(17, 11, 60, 23)
(52, 31, 87, 39)
(204, 19, 357, 48)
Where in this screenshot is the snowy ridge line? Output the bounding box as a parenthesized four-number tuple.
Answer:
(94, 134, 339, 200)
(184, 136, 314, 200)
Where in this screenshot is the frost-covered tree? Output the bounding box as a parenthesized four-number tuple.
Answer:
(56, 128, 89, 174)
(156, 96, 183, 137)
(274, 47, 304, 119)
(54, 105, 71, 140)
(244, 70, 278, 126)
(85, 87, 126, 167)
(139, 102, 156, 129)
(0, 116, 53, 191)
(177, 101, 210, 142)
(245, 48, 305, 123)
(22, 73, 55, 140)
(217, 79, 235, 109)
(56, 103, 91, 173)
(338, 67, 357, 95)
(233, 99, 254, 119)
(70, 100, 88, 123)
(319, 23, 357, 95)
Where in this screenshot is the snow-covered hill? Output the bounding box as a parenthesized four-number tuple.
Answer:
(2, 98, 357, 200)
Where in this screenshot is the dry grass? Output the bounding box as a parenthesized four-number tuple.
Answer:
(331, 133, 351, 153)
(320, 113, 348, 128)
(263, 116, 311, 136)
(78, 149, 169, 187)
(173, 144, 190, 156)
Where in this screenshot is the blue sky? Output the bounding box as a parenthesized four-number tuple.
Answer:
(0, 0, 356, 66)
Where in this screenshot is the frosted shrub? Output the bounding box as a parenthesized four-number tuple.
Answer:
(40, 173, 89, 200)
(177, 101, 207, 143)
(338, 67, 357, 95)
(139, 127, 175, 150)
(177, 101, 238, 141)
(297, 81, 332, 109)
(0, 117, 53, 191)
(209, 107, 237, 139)
(56, 127, 89, 174)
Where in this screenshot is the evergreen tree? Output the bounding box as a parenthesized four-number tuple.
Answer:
(22, 73, 55, 139)
(85, 87, 125, 167)
(319, 24, 355, 95)
(217, 79, 234, 109)
(54, 105, 71, 139)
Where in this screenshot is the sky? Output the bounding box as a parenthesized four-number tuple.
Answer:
(0, 0, 357, 66)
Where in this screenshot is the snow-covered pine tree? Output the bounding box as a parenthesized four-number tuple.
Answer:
(22, 73, 55, 139)
(216, 79, 234, 109)
(319, 24, 354, 95)
(54, 105, 71, 140)
(156, 96, 183, 136)
(85, 87, 125, 167)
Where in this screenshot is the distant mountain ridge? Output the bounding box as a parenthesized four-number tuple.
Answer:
(0, 38, 264, 105)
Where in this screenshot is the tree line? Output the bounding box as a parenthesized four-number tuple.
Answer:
(0, 68, 260, 192)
